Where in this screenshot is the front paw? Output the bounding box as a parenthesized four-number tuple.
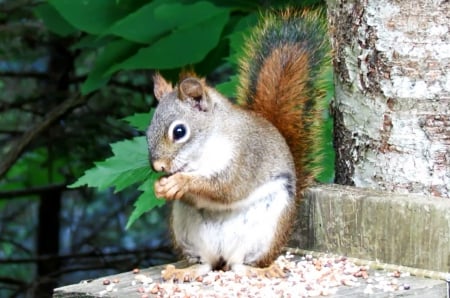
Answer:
(155, 173, 190, 200)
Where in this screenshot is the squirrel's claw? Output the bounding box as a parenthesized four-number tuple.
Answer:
(155, 173, 189, 200)
(161, 264, 190, 282)
(233, 263, 287, 279)
(161, 264, 209, 282)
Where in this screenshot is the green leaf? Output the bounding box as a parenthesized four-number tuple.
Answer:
(0, 242, 14, 257)
(122, 110, 153, 131)
(70, 136, 150, 192)
(227, 13, 257, 66)
(216, 75, 239, 98)
(107, 2, 230, 71)
(205, 0, 260, 10)
(125, 174, 165, 229)
(2, 147, 66, 190)
(72, 35, 115, 50)
(213, 14, 257, 97)
(48, 0, 147, 35)
(81, 39, 140, 94)
(107, 0, 179, 43)
(69, 121, 166, 228)
(34, 3, 77, 37)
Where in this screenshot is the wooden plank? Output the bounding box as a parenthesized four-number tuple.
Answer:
(293, 184, 450, 273)
(53, 253, 447, 298)
(53, 263, 174, 298)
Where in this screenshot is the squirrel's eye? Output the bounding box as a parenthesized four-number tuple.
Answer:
(173, 124, 186, 140)
(168, 121, 190, 143)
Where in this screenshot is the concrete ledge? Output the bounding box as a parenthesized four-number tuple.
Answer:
(292, 184, 450, 273)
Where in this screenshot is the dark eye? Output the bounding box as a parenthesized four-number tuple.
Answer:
(168, 121, 190, 143)
(172, 124, 187, 141)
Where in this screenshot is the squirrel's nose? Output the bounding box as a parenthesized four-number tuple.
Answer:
(152, 160, 166, 172)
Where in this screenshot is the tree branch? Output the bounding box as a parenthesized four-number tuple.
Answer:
(0, 71, 48, 79)
(0, 183, 66, 199)
(0, 94, 88, 179)
(0, 246, 173, 264)
(0, 277, 26, 287)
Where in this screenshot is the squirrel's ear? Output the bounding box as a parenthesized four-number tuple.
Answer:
(153, 73, 173, 101)
(178, 77, 211, 112)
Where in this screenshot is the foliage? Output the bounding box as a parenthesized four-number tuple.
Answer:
(50, 0, 334, 228)
(69, 112, 165, 228)
(41, 0, 235, 94)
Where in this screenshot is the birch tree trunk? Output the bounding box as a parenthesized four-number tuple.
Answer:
(327, 0, 450, 197)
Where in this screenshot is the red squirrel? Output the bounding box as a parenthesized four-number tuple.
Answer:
(146, 9, 330, 281)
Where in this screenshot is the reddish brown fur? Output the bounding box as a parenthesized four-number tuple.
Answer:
(245, 45, 316, 192)
(244, 46, 320, 268)
(154, 9, 328, 276)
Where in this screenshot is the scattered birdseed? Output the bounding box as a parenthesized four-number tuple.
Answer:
(124, 252, 414, 297)
(391, 270, 402, 278)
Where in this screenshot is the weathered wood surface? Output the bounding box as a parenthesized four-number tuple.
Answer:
(53, 263, 171, 298)
(53, 255, 447, 298)
(54, 184, 450, 297)
(293, 184, 450, 273)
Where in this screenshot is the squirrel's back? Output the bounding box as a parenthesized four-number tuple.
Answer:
(237, 9, 330, 193)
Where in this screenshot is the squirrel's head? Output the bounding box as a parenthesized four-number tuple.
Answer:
(147, 73, 218, 174)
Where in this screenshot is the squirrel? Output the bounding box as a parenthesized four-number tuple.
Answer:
(146, 8, 330, 281)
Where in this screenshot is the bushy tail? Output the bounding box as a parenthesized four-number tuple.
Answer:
(237, 9, 331, 193)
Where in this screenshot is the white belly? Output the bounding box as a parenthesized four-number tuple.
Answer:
(171, 179, 291, 267)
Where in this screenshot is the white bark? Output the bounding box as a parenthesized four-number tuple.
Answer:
(327, 0, 450, 197)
